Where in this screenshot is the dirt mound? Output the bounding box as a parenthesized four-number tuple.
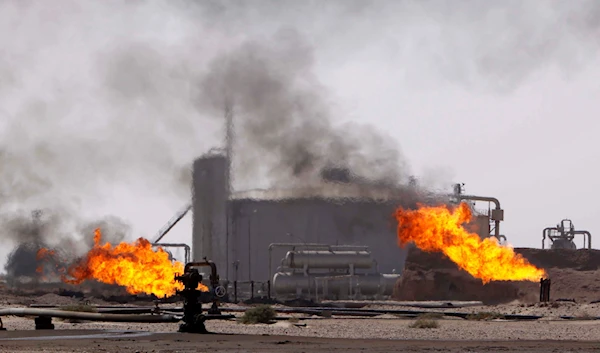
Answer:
(403, 247, 600, 272)
(514, 248, 600, 271)
(395, 247, 600, 304)
(394, 269, 538, 304)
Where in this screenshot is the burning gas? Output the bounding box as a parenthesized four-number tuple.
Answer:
(395, 202, 546, 283)
(38, 229, 208, 296)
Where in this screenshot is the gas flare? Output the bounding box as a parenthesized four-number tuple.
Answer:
(395, 202, 546, 283)
(54, 228, 207, 297)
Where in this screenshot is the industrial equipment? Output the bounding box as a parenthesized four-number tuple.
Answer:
(542, 219, 592, 250)
(452, 183, 507, 243)
(0, 259, 233, 332)
(540, 278, 551, 302)
(152, 204, 191, 244)
(152, 243, 191, 264)
(151, 204, 192, 263)
(270, 243, 400, 301)
(174, 259, 229, 333)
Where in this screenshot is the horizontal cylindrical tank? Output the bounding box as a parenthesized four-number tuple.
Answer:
(273, 272, 400, 297)
(282, 250, 374, 269)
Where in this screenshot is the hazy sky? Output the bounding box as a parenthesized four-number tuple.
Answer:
(1, 0, 599, 264)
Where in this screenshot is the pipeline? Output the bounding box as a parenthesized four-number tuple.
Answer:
(152, 243, 191, 264)
(458, 195, 503, 240)
(152, 204, 191, 244)
(0, 308, 180, 323)
(23, 305, 545, 321)
(574, 231, 592, 249)
(542, 227, 554, 249)
(240, 306, 542, 320)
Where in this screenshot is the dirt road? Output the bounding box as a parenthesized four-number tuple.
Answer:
(0, 330, 599, 353)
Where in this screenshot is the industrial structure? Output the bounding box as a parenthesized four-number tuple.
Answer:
(190, 152, 427, 288)
(270, 244, 399, 300)
(451, 183, 507, 243)
(183, 152, 507, 301)
(542, 219, 592, 250)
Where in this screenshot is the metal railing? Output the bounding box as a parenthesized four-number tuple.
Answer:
(230, 280, 271, 303)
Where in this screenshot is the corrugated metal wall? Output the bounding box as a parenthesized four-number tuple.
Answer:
(228, 198, 412, 282)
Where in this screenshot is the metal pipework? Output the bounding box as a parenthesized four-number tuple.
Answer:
(542, 219, 591, 250)
(152, 243, 191, 264)
(458, 195, 504, 240)
(282, 250, 374, 270)
(0, 308, 179, 330)
(174, 259, 227, 334)
(542, 227, 554, 250)
(182, 260, 225, 314)
(575, 231, 592, 249)
(540, 278, 551, 302)
(268, 243, 370, 295)
(152, 204, 191, 244)
(0, 308, 179, 322)
(184, 261, 219, 288)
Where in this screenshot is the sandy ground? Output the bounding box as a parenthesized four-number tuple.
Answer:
(397, 247, 600, 304)
(1, 301, 600, 352)
(2, 330, 600, 353)
(2, 247, 600, 352)
(2, 331, 600, 353)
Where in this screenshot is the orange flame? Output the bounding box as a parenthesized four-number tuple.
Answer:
(36, 248, 57, 273)
(396, 202, 546, 283)
(61, 228, 208, 296)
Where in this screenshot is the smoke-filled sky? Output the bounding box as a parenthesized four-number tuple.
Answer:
(1, 0, 599, 266)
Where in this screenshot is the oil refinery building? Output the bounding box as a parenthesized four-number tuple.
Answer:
(187, 152, 496, 300)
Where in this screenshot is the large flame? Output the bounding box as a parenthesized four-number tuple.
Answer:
(44, 229, 208, 297)
(396, 202, 546, 283)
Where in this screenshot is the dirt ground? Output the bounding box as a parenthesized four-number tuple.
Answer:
(1, 314, 600, 352)
(2, 247, 600, 352)
(396, 247, 600, 303)
(1, 298, 600, 352)
(1, 330, 600, 353)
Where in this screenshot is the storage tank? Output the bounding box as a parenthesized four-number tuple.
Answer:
(192, 153, 229, 275)
(282, 250, 374, 269)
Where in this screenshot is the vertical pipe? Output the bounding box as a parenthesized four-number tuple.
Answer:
(588, 232, 592, 249)
(248, 216, 252, 281)
(574, 231, 592, 250)
(458, 195, 502, 239)
(269, 246, 272, 299)
(233, 281, 237, 303)
(540, 278, 551, 302)
(268, 248, 272, 298)
(250, 281, 255, 299)
(267, 280, 271, 300)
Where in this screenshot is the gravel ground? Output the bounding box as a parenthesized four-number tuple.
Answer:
(361, 301, 600, 319)
(2, 306, 600, 341)
(1, 301, 600, 352)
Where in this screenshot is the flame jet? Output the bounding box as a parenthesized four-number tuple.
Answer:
(39, 229, 207, 297)
(395, 203, 546, 283)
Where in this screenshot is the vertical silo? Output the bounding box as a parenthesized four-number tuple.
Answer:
(192, 153, 229, 275)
